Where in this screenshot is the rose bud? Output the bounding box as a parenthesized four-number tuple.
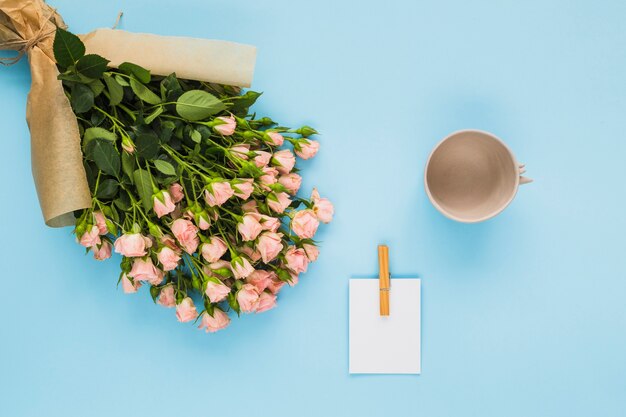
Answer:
(175, 297, 198, 322)
(204, 181, 234, 207)
(78, 224, 101, 248)
(291, 209, 320, 239)
(121, 273, 141, 294)
(265, 131, 284, 146)
(230, 143, 250, 160)
(157, 284, 176, 307)
(295, 139, 320, 159)
(200, 237, 228, 263)
(153, 190, 176, 218)
(246, 270, 274, 293)
(114, 232, 152, 257)
(121, 135, 135, 153)
(253, 151, 272, 168)
(237, 284, 260, 313)
(214, 114, 236, 136)
(232, 178, 254, 200)
(157, 246, 181, 271)
(285, 246, 309, 274)
(169, 183, 185, 203)
(237, 214, 263, 241)
(256, 232, 283, 263)
(303, 243, 319, 262)
(256, 292, 277, 313)
(171, 218, 199, 254)
(128, 258, 164, 285)
(93, 211, 108, 235)
(92, 240, 112, 261)
(278, 173, 302, 195)
(198, 309, 231, 333)
(205, 280, 231, 303)
(271, 149, 296, 174)
(311, 188, 334, 223)
(267, 191, 291, 214)
(231, 256, 254, 279)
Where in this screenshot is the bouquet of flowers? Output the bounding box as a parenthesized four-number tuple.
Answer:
(54, 27, 334, 333)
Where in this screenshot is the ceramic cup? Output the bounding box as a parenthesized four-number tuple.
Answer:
(424, 129, 531, 223)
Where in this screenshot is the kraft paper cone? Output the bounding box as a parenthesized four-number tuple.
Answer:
(0, 0, 257, 227)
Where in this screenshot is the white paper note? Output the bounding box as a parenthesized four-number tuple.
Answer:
(349, 278, 421, 374)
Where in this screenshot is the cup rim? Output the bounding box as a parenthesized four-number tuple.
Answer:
(424, 129, 520, 223)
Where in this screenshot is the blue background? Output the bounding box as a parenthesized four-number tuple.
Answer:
(1, 0, 626, 416)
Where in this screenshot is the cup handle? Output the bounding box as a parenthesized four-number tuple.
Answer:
(519, 164, 533, 185)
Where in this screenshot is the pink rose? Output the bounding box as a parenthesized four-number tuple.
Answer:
(311, 188, 334, 223)
(176, 297, 198, 322)
(231, 256, 254, 279)
(200, 237, 228, 263)
(92, 240, 112, 260)
(93, 211, 108, 235)
(256, 292, 277, 313)
(246, 270, 275, 293)
(230, 143, 250, 160)
(121, 273, 141, 294)
(272, 150, 296, 174)
(157, 246, 181, 271)
(291, 209, 319, 239)
(205, 260, 232, 277)
(266, 131, 284, 146)
(237, 284, 260, 313)
(295, 139, 320, 159)
(303, 243, 319, 262)
(114, 233, 152, 257)
(256, 214, 280, 232)
(214, 114, 236, 136)
(267, 276, 285, 294)
(259, 166, 279, 189)
(233, 179, 254, 200)
(278, 173, 302, 195)
(79, 225, 101, 248)
(285, 246, 308, 274)
(198, 309, 230, 333)
(253, 151, 272, 167)
(169, 183, 185, 203)
(157, 284, 176, 307)
(237, 214, 263, 241)
(204, 181, 234, 207)
(160, 234, 179, 251)
(196, 212, 211, 230)
(267, 192, 291, 214)
(256, 232, 283, 263)
(129, 258, 164, 285)
(153, 190, 176, 218)
(239, 245, 261, 262)
(242, 200, 259, 213)
(171, 218, 199, 254)
(205, 280, 231, 303)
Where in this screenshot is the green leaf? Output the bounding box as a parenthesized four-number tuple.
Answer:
(130, 77, 161, 105)
(91, 139, 120, 177)
(121, 152, 136, 182)
(70, 83, 94, 113)
(103, 74, 124, 106)
(119, 62, 151, 83)
(135, 133, 160, 160)
(76, 54, 110, 78)
(114, 75, 130, 86)
(144, 106, 163, 124)
(96, 178, 119, 199)
(153, 160, 176, 176)
(230, 90, 262, 115)
(190, 129, 201, 143)
(53, 28, 85, 68)
(88, 79, 105, 97)
(133, 169, 154, 210)
(83, 127, 116, 152)
(175, 90, 226, 121)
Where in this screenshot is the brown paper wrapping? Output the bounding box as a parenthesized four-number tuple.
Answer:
(0, 0, 256, 227)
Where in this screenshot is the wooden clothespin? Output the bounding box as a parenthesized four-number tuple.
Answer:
(378, 245, 390, 316)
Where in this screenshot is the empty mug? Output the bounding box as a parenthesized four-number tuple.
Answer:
(424, 129, 531, 223)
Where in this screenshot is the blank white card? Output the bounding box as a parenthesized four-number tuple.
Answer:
(349, 278, 421, 374)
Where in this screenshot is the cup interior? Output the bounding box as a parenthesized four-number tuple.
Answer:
(425, 130, 518, 222)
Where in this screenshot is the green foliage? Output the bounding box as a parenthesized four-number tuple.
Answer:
(176, 90, 226, 121)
